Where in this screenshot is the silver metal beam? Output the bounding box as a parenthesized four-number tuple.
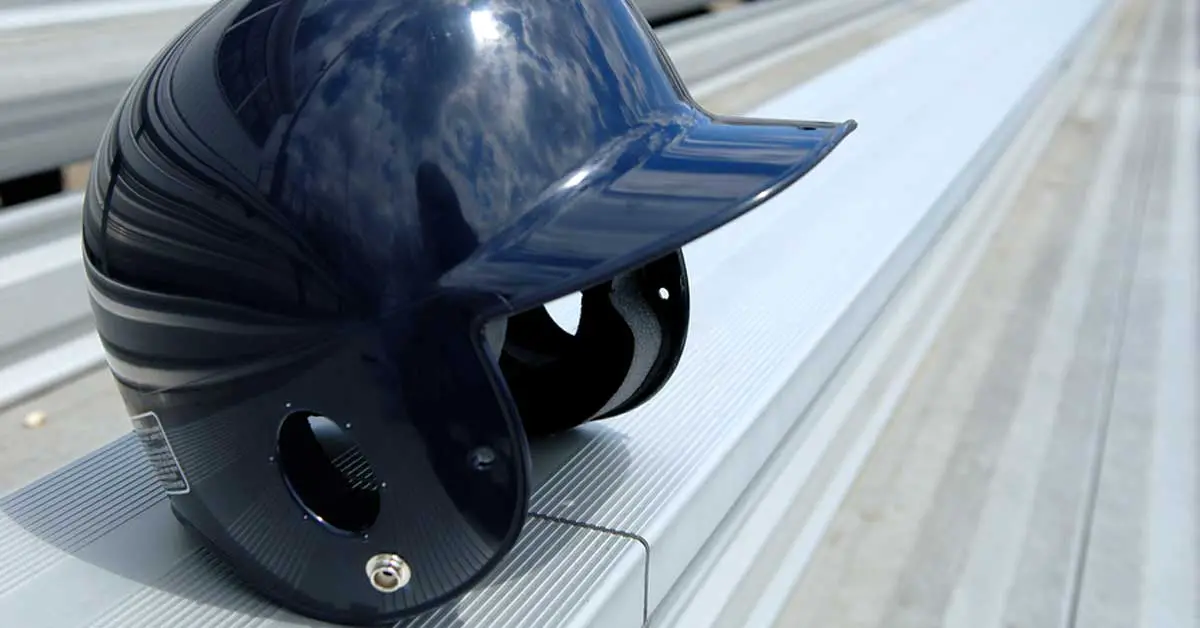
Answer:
(0, 192, 93, 410)
(0, 2, 213, 180)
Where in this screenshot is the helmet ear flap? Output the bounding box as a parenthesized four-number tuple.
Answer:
(496, 252, 689, 437)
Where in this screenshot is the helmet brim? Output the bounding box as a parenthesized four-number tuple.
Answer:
(438, 115, 856, 315)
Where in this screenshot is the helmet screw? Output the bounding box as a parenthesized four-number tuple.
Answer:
(468, 446, 496, 470)
(366, 553, 411, 593)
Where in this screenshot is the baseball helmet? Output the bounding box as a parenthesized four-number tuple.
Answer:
(81, 0, 854, 624)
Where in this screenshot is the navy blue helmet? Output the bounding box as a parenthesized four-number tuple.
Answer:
(82, 0, 854, 624)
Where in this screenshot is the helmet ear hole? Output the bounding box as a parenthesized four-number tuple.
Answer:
(497, 251, 690, 437)
(277, 411, 381, 534)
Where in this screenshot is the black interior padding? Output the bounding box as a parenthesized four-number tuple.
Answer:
(593, 251, 690, 418)
(498, 252, 689, 437)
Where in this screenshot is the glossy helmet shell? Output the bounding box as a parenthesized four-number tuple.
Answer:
(81, 0, 854, 624)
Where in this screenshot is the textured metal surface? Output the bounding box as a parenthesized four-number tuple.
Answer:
(0, 435, 647, 628)
(648, 0, 1130, 621)
(527, 0, 1111, 611)
(765, 0, 1200, 625)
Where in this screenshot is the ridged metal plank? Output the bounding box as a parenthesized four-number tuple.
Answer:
(0, 436, 648, 628)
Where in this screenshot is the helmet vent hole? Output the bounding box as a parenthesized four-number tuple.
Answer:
(277, 412, 381, 534)
(543, 291, 582, 335)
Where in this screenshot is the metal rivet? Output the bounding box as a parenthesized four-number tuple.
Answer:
(366, 554, 411, 593)
(468, 447, 496, 471)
